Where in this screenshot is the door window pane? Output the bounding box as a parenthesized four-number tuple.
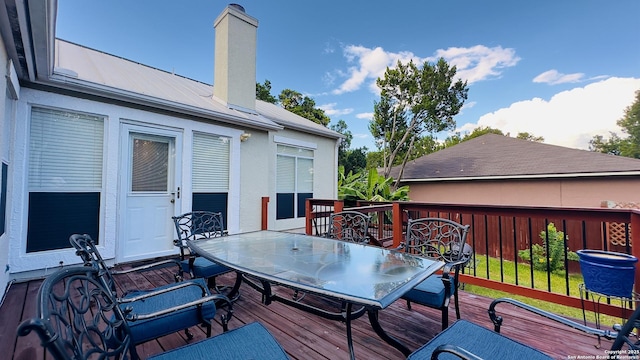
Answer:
(131, 138, 168, 192)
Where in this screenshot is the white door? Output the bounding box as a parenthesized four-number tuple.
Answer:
(119, 125, 182, 262)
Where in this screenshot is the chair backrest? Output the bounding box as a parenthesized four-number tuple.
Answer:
(327, 210, 371, 244)
(405, 217, 471, 263)
(172, 211, 226, 253)
(69, 233, 118, 296)
(17, 266, 135, 360)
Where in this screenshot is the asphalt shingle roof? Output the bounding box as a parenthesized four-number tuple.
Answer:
(395, 133, 640, 181)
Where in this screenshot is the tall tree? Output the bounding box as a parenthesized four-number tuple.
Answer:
(279, 89, 331, 126)
(617, 89, 640, 158)
(589, 90, 640, 158)
(371, 58, 468, 182)
(256, 79, 278, 104)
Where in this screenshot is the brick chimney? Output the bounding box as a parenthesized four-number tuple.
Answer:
(213, 4, 258, 112)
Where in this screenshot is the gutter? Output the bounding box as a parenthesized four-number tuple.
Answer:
(37, 74, 284, 132)
(399, 171, 640, 183)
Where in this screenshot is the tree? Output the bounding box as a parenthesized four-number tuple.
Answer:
(330, 120, 352, 153)
(371, 58, 469, 182)
(617, 89, 640, 158)
(517, 132, 544, 142)
(343, 147, 368, 175)
(256, 79, 278, 104)
(589, 90, 640, 158)
(279, 89, 331, 126)
(589, 133, 623, 155)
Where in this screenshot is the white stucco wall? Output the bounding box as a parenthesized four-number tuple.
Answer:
(267, 128, 338, 231)
(238, 130, 270, 232)
(8, 88, 245, 277)
(0, 33, 11, 297)
(4, 86, 339, 280)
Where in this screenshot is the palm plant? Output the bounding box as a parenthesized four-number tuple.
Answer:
(338, 166, 409, 202)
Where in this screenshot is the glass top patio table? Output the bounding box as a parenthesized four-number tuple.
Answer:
(187, 230, 444, 309)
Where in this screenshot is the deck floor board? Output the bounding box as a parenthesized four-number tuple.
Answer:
(2, 264, 615, 359)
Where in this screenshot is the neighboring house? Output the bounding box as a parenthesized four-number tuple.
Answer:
(0, 2, 341, 295)
(393, 133, 640, 207)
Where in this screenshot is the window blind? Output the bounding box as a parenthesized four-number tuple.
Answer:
(192, 133, 230, 192)
(29, 108, 104, 190)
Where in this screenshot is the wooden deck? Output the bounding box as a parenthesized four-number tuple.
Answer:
(1, 263, 615, 360)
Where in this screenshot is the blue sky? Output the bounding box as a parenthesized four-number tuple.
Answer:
(56, 1, 640, 151)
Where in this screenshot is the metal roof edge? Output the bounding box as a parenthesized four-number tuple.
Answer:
(40, 75, 284, 131)
(276, 120, 344, 139)
(399, 171, 640, 183)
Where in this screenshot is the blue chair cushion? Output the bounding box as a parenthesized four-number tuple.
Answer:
(148, 322, 289, 360)
(408, 320, 551, 360)
(182, 257, 231, 279)
(123, 278, 217, 344)
(402, 275, 454, 307)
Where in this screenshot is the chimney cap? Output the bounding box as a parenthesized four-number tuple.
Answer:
(229, 3, 245, 12)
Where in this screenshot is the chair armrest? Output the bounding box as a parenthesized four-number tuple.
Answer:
(123, 290, 235, 331)
(432, 344, 483, 360)
(117, 280, 209, 302)
(488, 298, 617, 340)
(442, 257, 469, 274)
(112, 258, 183, 279)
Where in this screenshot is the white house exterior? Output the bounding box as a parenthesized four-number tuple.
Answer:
(0, 1, 341, 296)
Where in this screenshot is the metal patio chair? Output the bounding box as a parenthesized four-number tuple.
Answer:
(325, 210, 372, 244)
(407, 297, 639, 359)
(400, 217, 472, 330)
(69, 234, 223, 345)
(17, 266, 289, 360)
(172, 211, 241, 300)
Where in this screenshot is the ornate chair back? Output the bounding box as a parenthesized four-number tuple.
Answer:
(326, 210, 372, 244)
(69, 233, 119, 295)
(173, 211, 226, 258)
(17, 266, 135, 360)
(405, 217, 471, 263)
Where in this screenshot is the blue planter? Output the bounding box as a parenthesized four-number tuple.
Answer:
(577, 249, 638, 298)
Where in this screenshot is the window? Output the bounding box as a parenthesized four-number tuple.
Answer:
(276, 144, 313, 219)
(27, 107, 104, 252)
(192, 133, 230, 227)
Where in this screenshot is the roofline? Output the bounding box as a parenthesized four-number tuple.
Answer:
(36, 74, 284, 132)
(399, 171, 640, 183)
(272, 119, 345, 140)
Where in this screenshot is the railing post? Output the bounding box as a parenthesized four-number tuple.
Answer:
(631, 211, 640, 294)
(334, 200, 344, 213)
(305, 198, 313, 235)
(261, 197, 269, 230)
(392, 202, 403, 248)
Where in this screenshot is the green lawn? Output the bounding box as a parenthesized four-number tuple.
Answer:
(462, 255, 628, 328)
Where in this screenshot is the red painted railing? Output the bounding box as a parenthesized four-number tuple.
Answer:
(304, 198, 640, 317)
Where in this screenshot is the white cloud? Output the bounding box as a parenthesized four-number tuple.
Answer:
(333, 44, 519, 95)
(429, 45, 520, 84)
(333, 45, 419, 95)
(319, 102, 353, 116)
(533, 69, 585, 85)
(356, 112, 374, 120)
(458, 77, 640, 149)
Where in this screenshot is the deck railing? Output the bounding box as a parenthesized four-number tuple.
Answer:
(305, 199, 640, 317)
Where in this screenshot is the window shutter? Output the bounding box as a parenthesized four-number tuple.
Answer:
(29, 108, 104, 190)
(297, 158, 313, 192)
(276, 155, 295, 192)
(193, 133, 230, 192)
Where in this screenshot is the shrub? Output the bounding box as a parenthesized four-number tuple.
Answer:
(518, 223, 579, 273)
